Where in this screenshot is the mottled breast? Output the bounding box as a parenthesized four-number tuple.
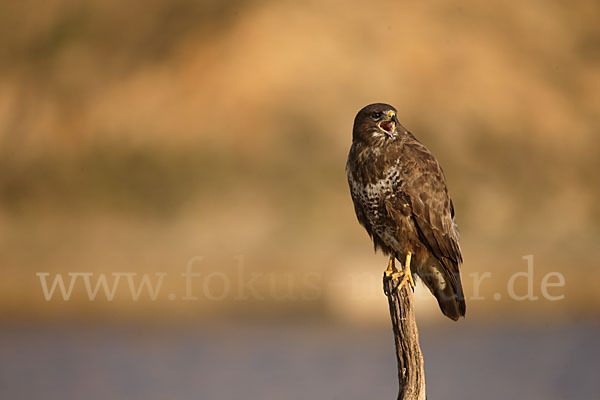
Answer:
(348, 165, 404, 250)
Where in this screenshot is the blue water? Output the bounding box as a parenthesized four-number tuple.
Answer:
(1, 321, 598, 399)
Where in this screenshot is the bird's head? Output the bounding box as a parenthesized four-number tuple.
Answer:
(352, 103, 400, 144)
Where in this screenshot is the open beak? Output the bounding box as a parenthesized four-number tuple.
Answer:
(378, 112, 398, 138)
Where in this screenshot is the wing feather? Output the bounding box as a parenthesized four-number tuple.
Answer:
(403, 139, 462, 269)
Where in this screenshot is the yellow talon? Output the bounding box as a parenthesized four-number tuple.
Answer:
(385, 251, 415, 293)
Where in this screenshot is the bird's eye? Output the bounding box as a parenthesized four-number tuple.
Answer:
(371, 112, 382, 120)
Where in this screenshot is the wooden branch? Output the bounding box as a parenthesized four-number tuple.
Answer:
(384, 276, 426, 400)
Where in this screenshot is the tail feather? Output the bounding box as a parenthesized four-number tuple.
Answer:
(433, 277, 465, 321)
(419, 260, 466, 321)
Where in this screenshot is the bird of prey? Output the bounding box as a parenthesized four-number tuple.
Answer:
(346, 103, 465, 320)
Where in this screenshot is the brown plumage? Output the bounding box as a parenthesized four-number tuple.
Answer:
(346, 103, 466, 320)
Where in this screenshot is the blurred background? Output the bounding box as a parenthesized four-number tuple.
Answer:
(1, 0, 599, 399)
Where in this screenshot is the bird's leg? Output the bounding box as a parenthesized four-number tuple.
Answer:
(385, 254, 397, 276)
(403, 251, 415, 289)
(389, 251, 416, 294)
(383, 254, 397, 296)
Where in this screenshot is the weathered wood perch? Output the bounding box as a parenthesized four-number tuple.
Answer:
(384, 275, 426, 400)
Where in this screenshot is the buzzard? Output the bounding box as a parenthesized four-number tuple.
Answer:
(346, 103, 466, 320)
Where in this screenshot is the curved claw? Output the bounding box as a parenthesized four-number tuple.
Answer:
(383, 252, 415, 296)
